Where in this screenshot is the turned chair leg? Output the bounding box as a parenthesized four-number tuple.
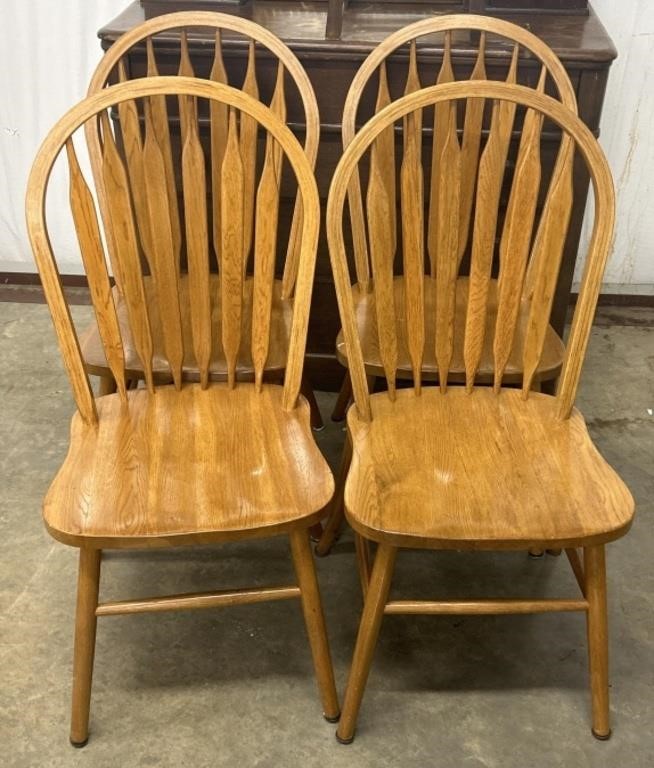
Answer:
(315, 432, 352, 556)
(70, 548, 102, 747)
(337, 544, 397, 744)
(289, 528, 340, 722)
(300, 375, 324, 431)
(331, 371, 352, 422)
(585, 544, 611, 740)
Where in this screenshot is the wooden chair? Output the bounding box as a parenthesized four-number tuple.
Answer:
(25, 76, 339, 746)
(326, 81, 634, 742)
(81, 11, 323, 429)
(318, 13, 579, 554)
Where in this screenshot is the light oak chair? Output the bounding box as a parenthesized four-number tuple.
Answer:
(326, 81, 634, 743)
(25, 76, 339, 747)
(318, 14, 578, 554)
(81, 11, 324, 429)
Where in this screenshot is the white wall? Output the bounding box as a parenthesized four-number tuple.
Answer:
(577, 0, 654, 293)
(0, 0, 127, 273)
(1, 1, 652, 293)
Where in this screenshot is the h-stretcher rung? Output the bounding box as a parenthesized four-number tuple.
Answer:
(96, 585, 301, 616)
(384, 598, 588, 615)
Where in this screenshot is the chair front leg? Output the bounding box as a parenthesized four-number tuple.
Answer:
(289, 528, 340, 722)
(585, 544, 611, 739)
(337, 543, 397, 744)
(70, 547, 102, 747)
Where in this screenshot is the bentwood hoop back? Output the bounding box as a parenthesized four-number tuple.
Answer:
(28, 76, 319, 422)
(341, 14, 577, 294)
(327, 82, 634, 742)
(26, 78, 338, 746)
(87, 12, 320, 301)
(331, 81, 608, 420)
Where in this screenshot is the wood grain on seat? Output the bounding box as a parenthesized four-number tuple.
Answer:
(336, 277, 565, 384)
(45, 384, 332, 549)
(80, 277, 292, 382)
(345, 388, 634, 550)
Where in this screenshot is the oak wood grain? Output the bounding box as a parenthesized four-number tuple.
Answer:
(344, 388, 634, 550)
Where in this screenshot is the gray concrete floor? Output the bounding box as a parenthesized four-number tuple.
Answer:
(1, 299, 652, 768)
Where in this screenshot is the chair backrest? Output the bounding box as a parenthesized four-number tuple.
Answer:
(87, 11, 320, 298)
(26, 77, 320, 426)
(327, 82, 613, 422)
(342, 14, 577, 290)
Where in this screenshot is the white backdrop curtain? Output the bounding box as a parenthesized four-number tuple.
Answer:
(0, 0, 127, 273)
(0, 1, 652, 291)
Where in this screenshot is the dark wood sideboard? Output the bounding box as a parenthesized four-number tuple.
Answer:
(98, 1, 616, 390)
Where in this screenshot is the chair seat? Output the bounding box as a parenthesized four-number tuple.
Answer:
(44, 384, 333, 548)
(344, 388, 634, 550)
(336, 277, 565, 383)
(80, 276, 292, 382)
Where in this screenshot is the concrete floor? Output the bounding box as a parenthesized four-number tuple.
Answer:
(1, 299, 652, 768)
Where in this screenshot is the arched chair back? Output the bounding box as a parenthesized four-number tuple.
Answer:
(327, 81, 613, 422)
(87, 11, 320, 298)
(26, 77, 320, 425)
(342, 14, 577, 292)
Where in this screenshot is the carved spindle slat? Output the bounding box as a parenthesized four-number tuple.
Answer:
(428, 31, 454, 278)
(241, 40, 260, 272)
(178, 30, 197, 150)
(463, 48, 518, 392)
(221, 110, 245, 388)
(376, 61, 396, 254)
(458, 32, 487, 264)
(343, 169, 370, 294)
(116, 60, 152, 262)
(147, 38, 181, 259)
(182, 107, 212, 389)
(251, 138, 281, 391)
(143, 102, 184, 389)
(367, 146, 398, 399)
(100, 111, 154, 390)
(400, 112, 425, 393)
(66, 139, 126, 400)
(269, 61, 287, 174)
(434, 103, 461, 392)
(403, 40, 423, 161)
(210, 29, 229, 267)
(522, 138, 574, 396)
(277, 61, 305, 299)
(493, 70, 546, 391)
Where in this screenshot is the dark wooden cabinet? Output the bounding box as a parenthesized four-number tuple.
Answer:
(99, 1, 616, 390)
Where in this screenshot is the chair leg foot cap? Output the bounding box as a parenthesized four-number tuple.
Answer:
(336, 732, 355, 745)
(312, 425, 326, 433)
(70, 737, 88, 749)
(528, 550, 545, 559)
(324, 712, 341, 723)
(592, 728, 612, 741)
